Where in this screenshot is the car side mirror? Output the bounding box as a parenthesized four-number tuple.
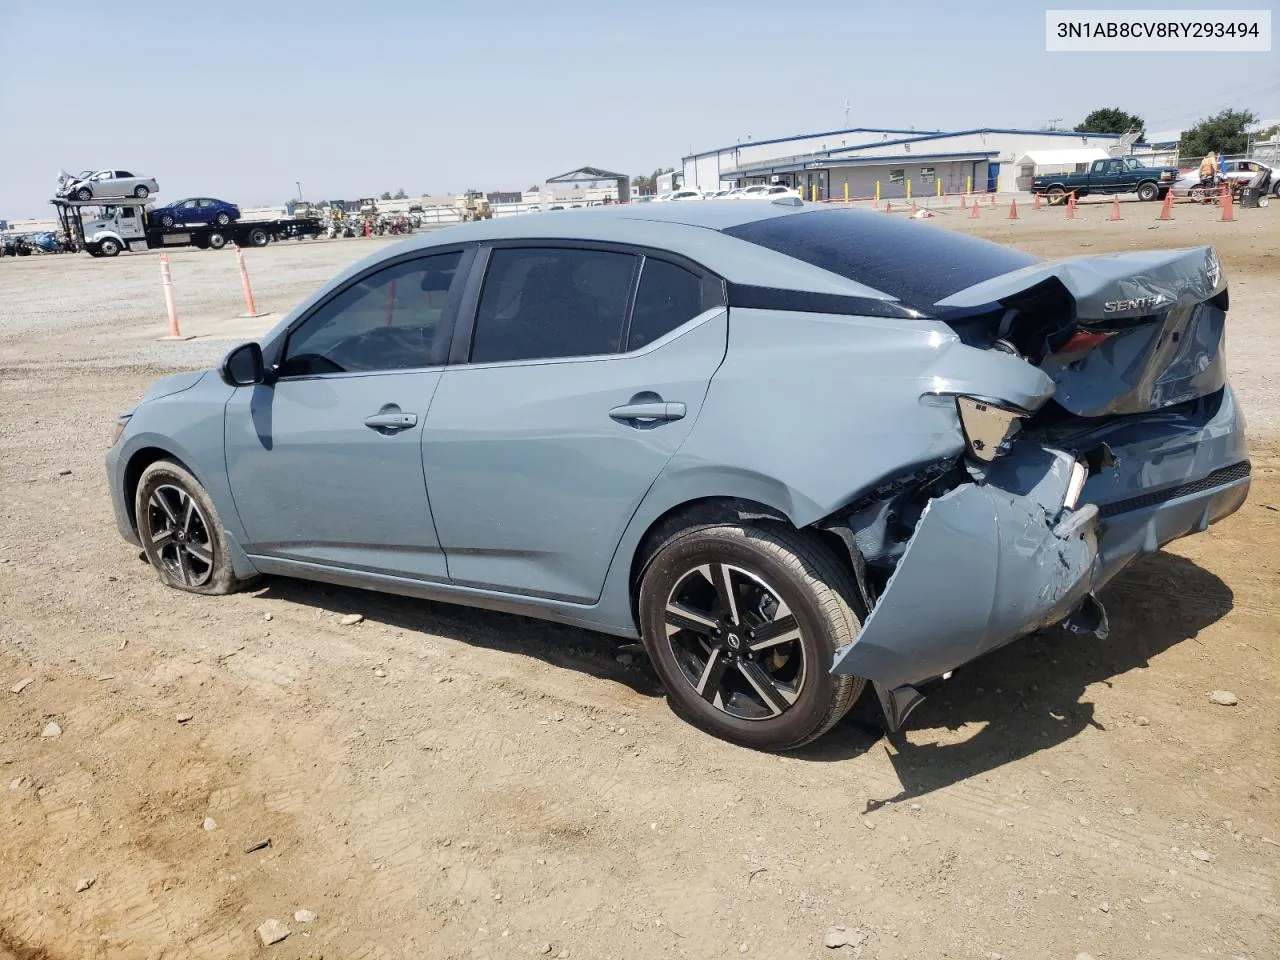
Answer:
(219, 342, 266, 386)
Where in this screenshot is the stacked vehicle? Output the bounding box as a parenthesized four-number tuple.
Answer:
(50, 167, 322, 257)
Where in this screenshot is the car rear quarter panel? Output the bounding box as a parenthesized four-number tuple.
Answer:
(664, 307, 1056, 526)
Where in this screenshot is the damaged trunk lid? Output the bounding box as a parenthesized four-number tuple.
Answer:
(933, 246, 1228, 417)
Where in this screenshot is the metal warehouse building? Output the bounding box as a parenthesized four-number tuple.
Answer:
(682, 127, 1125, 199)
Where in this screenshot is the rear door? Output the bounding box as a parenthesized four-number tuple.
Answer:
(422, 244, 728, 602)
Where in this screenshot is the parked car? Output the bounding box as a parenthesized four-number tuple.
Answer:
(1173, 158, 1279, 198)
(734, 184, 802, 200)
(667, 188, 704, 201)
(150, 197, 241, 228)
(1032, 157, 1179, 201)
(59, 169, 158, 201)
(106, 203, 1248, 751)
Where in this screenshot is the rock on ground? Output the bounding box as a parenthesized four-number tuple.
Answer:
(1208, 690, 1239, 706)
(257, 919, 290, 946)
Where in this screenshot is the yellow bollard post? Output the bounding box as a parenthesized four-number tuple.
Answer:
(906, 179, 912, 201)
(811, 183, 818, 202)
(875, 181, 881, 203)
(966, 175, 972, 195)
(843, 182, 849, 203)
(936, 179, 942, 197)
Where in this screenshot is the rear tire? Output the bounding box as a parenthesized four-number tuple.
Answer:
(638, 523, 865, 751)
(207, 232, 227, 250)
(214, 212, 231, 226)
(1046, 186, 1066, 204)
(247, 227, 269, 247)
(134, 185, 149, 199)
(135, 459, 255, 596)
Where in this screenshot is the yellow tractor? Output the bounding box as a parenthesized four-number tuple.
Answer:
(458, 190, 493, 222)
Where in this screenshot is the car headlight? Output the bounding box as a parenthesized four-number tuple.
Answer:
(955, 396, 1028, 462)
(1161, 172, 1172, 180)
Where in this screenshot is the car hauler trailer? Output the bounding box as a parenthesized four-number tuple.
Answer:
(52, 198, 323, 257)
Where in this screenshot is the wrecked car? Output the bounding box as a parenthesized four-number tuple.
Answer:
(106, 201, 1249, 751)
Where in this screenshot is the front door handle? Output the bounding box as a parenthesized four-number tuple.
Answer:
(364, 411, 417, 431)
(609, 401, 686, 423)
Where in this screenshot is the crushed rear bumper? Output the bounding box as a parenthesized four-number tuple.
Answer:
(831, 387, 1248, 728)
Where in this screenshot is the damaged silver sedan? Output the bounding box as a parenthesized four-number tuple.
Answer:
(106, 201, 1249, 751)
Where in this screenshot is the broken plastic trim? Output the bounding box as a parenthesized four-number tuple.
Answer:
(954, 396, 1028, 462)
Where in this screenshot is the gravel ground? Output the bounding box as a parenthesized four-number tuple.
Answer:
(0, 211, 1277, 960)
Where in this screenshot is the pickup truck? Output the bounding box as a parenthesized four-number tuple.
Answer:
(1032, 157, 1180, 202)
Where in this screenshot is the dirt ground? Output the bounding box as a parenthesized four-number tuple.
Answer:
(1, 205, 1277, 960)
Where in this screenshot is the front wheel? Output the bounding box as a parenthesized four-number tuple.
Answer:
(135, 459, 254, 595)
(97, 238, 121, 257)
(638, 523, 866, 751)
(75, 187, 93, 201)
(159, 214, 175, 228)
(1136, 182, 1159, 202)
(207, 232, 227, 250)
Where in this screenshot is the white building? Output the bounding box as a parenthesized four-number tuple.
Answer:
(682, 127, 1125, 199)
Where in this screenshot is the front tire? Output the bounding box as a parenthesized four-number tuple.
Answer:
(159, 214, 175, 228)
(207, 231, 227, 250)
(135, 459, 252, 595)
(97, 238, 121, 257)
(1137, 182, 1159, 202)
(75, 187, 92, 201)
(638, 523, 865, 751)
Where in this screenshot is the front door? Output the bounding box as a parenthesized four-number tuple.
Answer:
(986, 161, 1000, 194)
(423, 245, 728, 603)
(224, 250, 467, 580)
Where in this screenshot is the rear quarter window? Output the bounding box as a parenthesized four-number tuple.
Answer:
(721, 208, 1038, 311)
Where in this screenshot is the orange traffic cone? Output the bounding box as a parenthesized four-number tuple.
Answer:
(885, 200, 892, 214)
(970, 199, 980, 219)
(1158, 191, 1173, 220)
(1008, 198, 1019, 219)
(1221, 184, 1234, 222)
(1110, 196, 1121, 220)
(960, 194, 967, 209)
(1066, 194, 1076, 219)
(1033, 192, 1042, 210)
(989, 192, 995, 208)
(910, 200, 918, 215)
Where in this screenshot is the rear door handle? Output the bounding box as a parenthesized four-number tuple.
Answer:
(364, 411, 417, 430)
(609, 401, 686, 423)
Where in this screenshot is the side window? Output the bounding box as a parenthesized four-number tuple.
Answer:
(626, 258, 710, 351)
(198, 199, 213, 208)
(470, 247, 636, 363)
(181, 199, 198, 209)
(279, 251, 463, 377)
(116, 171, 133, 178)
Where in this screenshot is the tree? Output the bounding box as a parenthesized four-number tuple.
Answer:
(1256, 122, 1280, 143)
(379, 191, 392, 201)
(1180, 109, 1258, 159)
(1074, 107, 1144, 136)
(392, 187, 407, 200)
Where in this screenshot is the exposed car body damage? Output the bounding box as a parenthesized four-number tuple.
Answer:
(823, 244, 1248, 728)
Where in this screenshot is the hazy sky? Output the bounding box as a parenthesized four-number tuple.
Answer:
(1, 0, 1276, 218)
